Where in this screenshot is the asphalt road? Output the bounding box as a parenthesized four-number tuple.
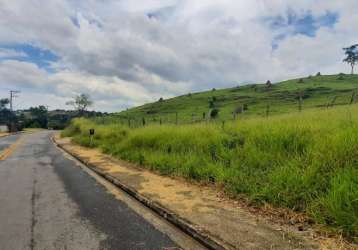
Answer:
(0, 131, 206, 250)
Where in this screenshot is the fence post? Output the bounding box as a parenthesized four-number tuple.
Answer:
(266, 104, 270, 117)
(350, 90, 356, 104)
(298, 92, 303, 112)
(330, 96, 337, 107)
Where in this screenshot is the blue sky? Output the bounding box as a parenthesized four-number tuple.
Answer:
(269, 11, 339, 49)
(0, 1, 357, 111)
(0, 44, 58, 72)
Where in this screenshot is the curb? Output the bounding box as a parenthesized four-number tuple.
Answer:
(52, 136, 232, 250)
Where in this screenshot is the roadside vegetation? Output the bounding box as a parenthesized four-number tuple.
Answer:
(62, 103, 358, 240)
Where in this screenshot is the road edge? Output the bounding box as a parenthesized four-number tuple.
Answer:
(0, 131, 24, 138)
(52, 136, 231, 250)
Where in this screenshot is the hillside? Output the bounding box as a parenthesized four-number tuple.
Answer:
(62, 74, 358, 240)
(115, 74, 358, 124)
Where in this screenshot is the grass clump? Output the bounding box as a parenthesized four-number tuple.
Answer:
(63, 105, 358, 239)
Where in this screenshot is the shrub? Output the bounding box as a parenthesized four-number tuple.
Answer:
(210, 108, 219, 119)
(338, 73, 345, 80)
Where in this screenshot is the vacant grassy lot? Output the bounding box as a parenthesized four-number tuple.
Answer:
(63, 104, 358, 239)
(109, 74, 358, 125)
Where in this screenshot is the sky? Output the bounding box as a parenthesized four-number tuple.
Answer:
(0, 0, 357, 112)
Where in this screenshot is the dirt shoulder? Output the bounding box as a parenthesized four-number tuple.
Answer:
(54, 135, 352, 250)
(0, 132, 11, 138)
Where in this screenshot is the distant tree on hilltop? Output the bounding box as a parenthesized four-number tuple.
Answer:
(343, 44, 358, 74)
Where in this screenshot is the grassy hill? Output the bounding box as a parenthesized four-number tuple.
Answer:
(114, 74, 358, 125)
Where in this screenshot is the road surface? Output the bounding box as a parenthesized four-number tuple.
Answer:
(0, 131, 206, 250)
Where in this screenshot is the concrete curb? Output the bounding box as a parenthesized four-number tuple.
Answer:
(52, 136, 232, 250)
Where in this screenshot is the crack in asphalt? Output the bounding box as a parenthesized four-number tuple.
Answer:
(30, 167, 38, 250)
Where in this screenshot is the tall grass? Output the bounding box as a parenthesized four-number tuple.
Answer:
(62, 105, 358, 239)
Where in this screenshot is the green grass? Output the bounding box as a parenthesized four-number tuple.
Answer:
(107, 74, 358, 125)
(63, 104, 358, 240)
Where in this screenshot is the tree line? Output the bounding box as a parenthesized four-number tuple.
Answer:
(0, 93, 104, 131)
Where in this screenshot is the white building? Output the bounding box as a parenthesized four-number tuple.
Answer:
(0, 125, 9, 132)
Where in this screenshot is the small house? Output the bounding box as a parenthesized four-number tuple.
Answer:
(0, 124, 9, 133)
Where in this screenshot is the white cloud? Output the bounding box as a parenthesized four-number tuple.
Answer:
(0, 0, 357, 111)
(0, 59, 188, 111)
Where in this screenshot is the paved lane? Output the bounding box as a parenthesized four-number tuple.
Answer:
(0, 132, 204, 250)
(0, 133, 20, 152)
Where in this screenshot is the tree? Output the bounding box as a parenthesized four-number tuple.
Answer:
(343, 44, 358, 74)
(0, 98, 9, 109)
(209, 100, 215, 109)
(28, 106, 48, 128)
(0, 98, 20, 131)
(0, 98, 12, 124)
(66, 94, 93, 116)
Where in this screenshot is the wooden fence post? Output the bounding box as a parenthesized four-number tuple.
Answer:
(298, 91, 303, 112)
(266, 104, 270, 117)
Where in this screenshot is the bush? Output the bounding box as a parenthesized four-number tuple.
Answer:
(338, 73, 345, 80)
(210, 108, 219, 119)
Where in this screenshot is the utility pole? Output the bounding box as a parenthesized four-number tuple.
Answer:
(9, 90, 20, 132)
(10, 90, 20, 111)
